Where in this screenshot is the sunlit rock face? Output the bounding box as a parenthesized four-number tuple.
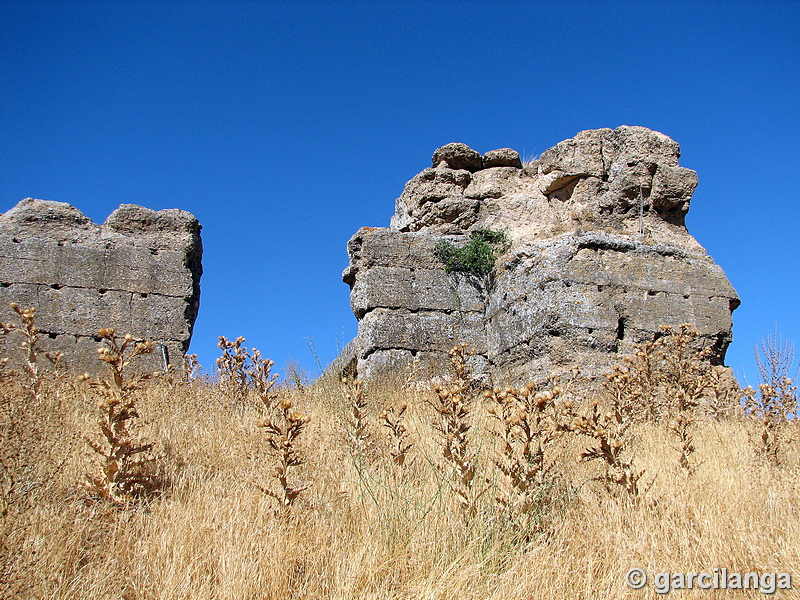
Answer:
(339, 127, 739, 384)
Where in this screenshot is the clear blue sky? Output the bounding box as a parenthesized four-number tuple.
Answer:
(1, 0, 798, 385)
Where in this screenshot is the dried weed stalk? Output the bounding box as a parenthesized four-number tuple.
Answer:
(565, 396, 643, 498)
(285, 359, 311, 393)
(5, 304, 63, 401)
(184, 353, 202, 381)
(248, 347, 280, 409)
(743, 330, 799, 465)
(380, 403, 413, 468)
(704, 365, 742, 420)
(216, 335, 250, 400)
(342, 377, 372, 457)
(216, 336, 279, 408)
(256, 396, 311, 508)
(81, 329, 161, 505)
(429, 344, 479, 513)
(604, 323, 725, 473)
(485, 379, 568, 530)
(0, 305, 68, 518)
(215, 339, 309, 506)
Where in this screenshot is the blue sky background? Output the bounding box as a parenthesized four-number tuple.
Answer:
(1, 0, 798, 385)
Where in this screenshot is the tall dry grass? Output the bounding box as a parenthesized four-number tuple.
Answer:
(1, 325, 799, 598)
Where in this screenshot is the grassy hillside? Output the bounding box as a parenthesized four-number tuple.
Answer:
(1, 316, 798, 599)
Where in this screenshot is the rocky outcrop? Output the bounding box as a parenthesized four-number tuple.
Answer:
(341, 126, 739, 383)
(0, 198, 202, 373)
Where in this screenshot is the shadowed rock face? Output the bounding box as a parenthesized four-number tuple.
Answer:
(0, 198, 202, 373)
(339, 126, 739, 384)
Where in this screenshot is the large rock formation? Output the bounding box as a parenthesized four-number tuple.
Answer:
(340, 126, 739, 384)
(0, 198, 202, 373)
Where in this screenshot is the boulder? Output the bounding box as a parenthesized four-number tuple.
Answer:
(482, 148, 522, 168)
(431, 143, 483, 172)
(340, 127, 739, 385)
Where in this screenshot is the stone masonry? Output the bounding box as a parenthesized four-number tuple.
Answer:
(340, 126, 740, 384)
(0, 198, 202, 373)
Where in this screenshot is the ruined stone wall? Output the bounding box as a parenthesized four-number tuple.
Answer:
(340, 126, 739, 384)
(0, 198, 202, 373)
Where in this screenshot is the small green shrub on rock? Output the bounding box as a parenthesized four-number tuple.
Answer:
(434, 229, 509, 277)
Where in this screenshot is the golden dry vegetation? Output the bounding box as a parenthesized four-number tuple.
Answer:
(1, 310, 799, 599)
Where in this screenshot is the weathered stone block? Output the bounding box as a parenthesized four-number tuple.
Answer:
(0, 198, 202, 373)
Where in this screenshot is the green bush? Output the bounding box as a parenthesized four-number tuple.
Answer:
(434, 229, 509, 277)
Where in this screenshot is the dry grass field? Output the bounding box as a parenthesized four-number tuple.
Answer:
(1, 314, 799, 599)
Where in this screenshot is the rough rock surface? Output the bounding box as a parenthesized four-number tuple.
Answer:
(0, 198, 202, 373)
(341, 126, 739, 383)
(482, 148, 522, 169)
(431, 143, 484, 172)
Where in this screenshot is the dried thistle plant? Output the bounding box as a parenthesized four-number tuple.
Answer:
(0, 319, 14, 380)
(256, 396, 311, 508)
(215, 339, 310, 506)
(81, 329, 161, 506)
(704, 366, 742, 420)
(429, 343, 479, 513)
(184, 353, 202, 382)
(655, 324, 711, 473)
(216, 336, 249, 401)
(342, 377, 372, 457)
(743, 330, 799, 466)
(603, 323, 722, 474)
(248, 347, 279, 410)
(0, 305, 67, 518)
(215, 336, 279, 408)
(485, 379, 568, 529)
(92, 328, 154, 390)
(565, 397, 643, 498)
(380, 403, 413, 468)
(5, 303, 63, 402)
